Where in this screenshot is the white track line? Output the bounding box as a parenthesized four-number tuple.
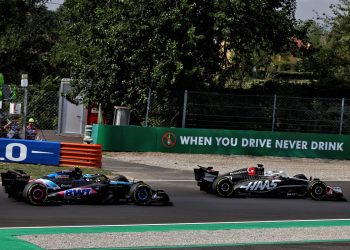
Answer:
(1, 219, 350, 230)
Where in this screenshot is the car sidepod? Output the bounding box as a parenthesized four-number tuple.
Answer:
(48, 184, 101, 202)
(234, 177, 312, 198)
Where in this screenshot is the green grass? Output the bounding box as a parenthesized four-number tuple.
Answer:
(0, 163, 113, 178)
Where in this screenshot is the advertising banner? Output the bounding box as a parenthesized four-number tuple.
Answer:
(0, 139, 60, 165)
(157, 128, 349, 159)
(93, 125, 350, 160)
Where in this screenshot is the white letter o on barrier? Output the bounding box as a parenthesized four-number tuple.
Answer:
(6, 143, 27, 162)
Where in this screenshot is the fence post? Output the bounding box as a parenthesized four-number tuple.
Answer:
(272, 94, 277, 132)
(21, 74, 29, 139)
(339, 98, 345, 135)
(182, 90, 188, 128)
(145, 88, 151, 127)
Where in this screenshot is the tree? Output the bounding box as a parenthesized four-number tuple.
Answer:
(215, 0, 297, 87)
(0, 0, 59, 86)
(294, 20, 333, 78)
(329, 0, 350, 81)
(55, 0, 297, 125)
(298, 0, 350, 84)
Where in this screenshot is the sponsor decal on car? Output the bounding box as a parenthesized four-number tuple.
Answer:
(240, 180, 281, 191)
(55, 175, 70, 179)
(63, 188, 94, 197)
(60, 184, 73, 188)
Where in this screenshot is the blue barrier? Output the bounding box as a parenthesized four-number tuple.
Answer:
(0, 139, 60, 165)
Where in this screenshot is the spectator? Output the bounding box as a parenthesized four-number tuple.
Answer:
(4, 115, 21, 139)
(25, 118, 38, 140)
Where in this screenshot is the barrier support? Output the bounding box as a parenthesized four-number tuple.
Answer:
(59, 142, 102, 168)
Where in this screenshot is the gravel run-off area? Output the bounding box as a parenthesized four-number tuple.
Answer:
(18, 226, 350, 249)
(104, 152, 350, 181)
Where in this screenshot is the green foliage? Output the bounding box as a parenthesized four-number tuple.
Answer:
(298, 0, 350, 84)
(2, 0, 348, 129)
(54, 0, 297, 125)
(0, 0, 60, 85)
(329, 0, 350, 81)
(215, 0, 297, 86)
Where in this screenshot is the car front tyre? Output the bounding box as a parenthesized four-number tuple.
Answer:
(308, 180, 327, 200)
(129, 182, 152, 205)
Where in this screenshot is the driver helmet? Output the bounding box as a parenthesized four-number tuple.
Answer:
(72, 167, 83, 179)
(28, 118, 35, 123)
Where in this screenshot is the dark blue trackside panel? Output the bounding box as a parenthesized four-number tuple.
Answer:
(0, 139, 60, 165)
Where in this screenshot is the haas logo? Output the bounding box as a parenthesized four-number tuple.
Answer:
(240, 180, 281, 191)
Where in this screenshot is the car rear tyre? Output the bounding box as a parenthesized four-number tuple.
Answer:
(212, 177, 234, 197)
(308, 180, 327, 200)
(23, 182, 48, 205)
(129, 182, 152, 205)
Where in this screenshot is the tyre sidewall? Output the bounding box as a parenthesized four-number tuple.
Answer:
(23, 183, 48, 205)
(308, 180, 327, 200)
(130, 183, 152, 205)
(212, 177, 234, 197)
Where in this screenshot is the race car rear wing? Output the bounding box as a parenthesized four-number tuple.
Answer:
(194, 166, 219, 182)
(1, 170, 30, 196)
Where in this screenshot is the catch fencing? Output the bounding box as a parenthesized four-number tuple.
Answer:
(1, 85, 349, 137)
(0, 86, 59, 139)
(143, 88, 183, 128)
(145, 90, 350, 135)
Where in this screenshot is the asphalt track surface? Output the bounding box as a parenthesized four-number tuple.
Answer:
(1, 179, 350, 227)
(0, 158, 350, 227)
(1, 158, 350, 249)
